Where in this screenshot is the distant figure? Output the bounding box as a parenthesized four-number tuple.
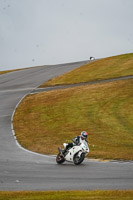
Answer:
(90, 56, 95, 61)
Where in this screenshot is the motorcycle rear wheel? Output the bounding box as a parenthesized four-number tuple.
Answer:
(73, 152, 85, 165)
(56, 153, 65, 164)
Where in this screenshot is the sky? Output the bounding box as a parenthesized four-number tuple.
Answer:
(0, 0, 133, 70)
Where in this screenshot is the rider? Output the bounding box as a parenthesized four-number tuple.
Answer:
(62, 131, 88, 154)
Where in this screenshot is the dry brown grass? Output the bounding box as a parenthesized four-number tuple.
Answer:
(0, 190, 133, 200)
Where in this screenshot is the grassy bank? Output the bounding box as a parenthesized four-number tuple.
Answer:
(40, 53, 133, 87)
(13, 78, 133, 160)
(0, 190, 133, 200)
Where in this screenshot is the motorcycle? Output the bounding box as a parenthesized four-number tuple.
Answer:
(56, 142, 89, 165)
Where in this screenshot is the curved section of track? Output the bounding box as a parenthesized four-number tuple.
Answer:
(0, 61, 133, 191)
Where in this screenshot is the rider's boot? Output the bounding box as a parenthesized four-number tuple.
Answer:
(58, 147, 66, 155)
(62, 149, 67, 154)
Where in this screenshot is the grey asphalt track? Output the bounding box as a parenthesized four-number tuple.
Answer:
(0, 61, 133, 191)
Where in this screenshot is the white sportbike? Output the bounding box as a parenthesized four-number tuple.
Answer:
(56, 142, 89, 165)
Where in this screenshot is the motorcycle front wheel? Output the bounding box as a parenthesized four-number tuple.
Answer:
(73, 152, 85, 165)
(56, 153, 65, 164)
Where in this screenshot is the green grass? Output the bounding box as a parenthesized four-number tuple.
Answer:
(13, 78, 133, 160)
(40, 53, 133, 87)
(0, 191, 133, 200)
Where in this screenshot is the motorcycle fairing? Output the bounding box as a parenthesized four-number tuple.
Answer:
(65, 146, 82, 162)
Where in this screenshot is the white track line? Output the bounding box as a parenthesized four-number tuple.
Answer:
(10, 85, 53, 158)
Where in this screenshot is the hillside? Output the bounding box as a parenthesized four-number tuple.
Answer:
(40, 53, 133, 87)
(13, 53, 133, 160)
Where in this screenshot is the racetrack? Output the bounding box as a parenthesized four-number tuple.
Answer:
(0, 61, 133, 191)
